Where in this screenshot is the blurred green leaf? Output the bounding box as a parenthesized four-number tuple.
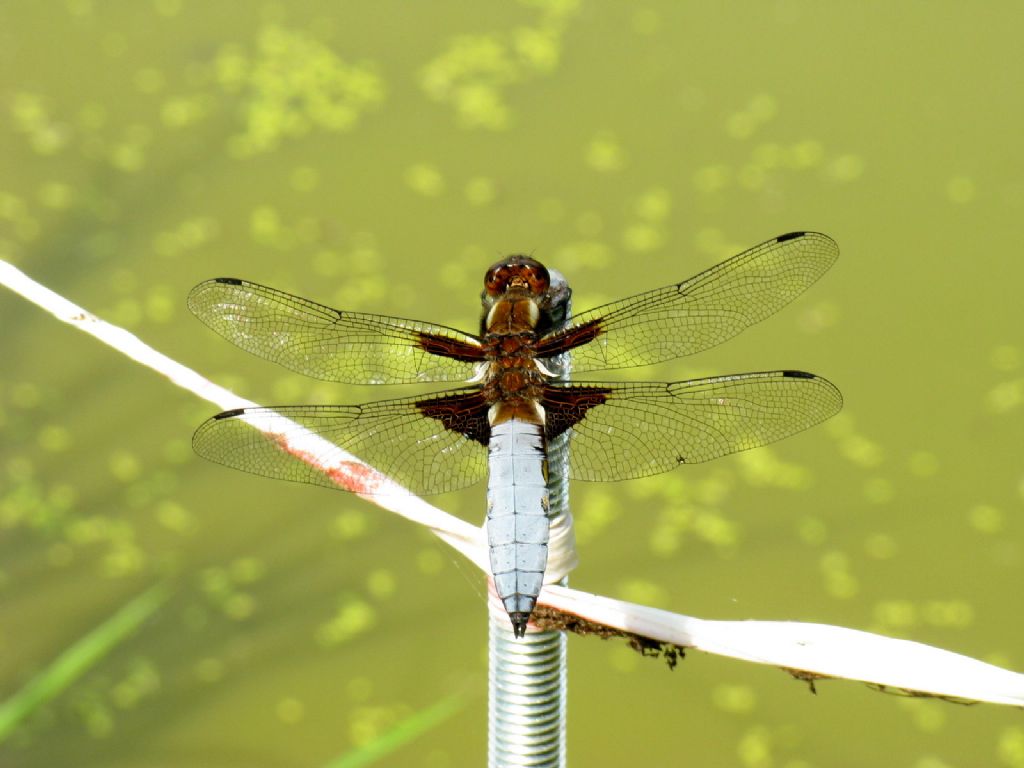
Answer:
(321, 692, 466, 768)
(0, 583, 170, 743)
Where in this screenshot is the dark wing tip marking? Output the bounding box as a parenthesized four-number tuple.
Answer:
(780, 370, 843, 407)
(774, 230, 840, 257)
(211, 277, 244, 286)
(214, 408, 246, 419)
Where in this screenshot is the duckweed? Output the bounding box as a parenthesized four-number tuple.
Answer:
(216, 25, 385, 156)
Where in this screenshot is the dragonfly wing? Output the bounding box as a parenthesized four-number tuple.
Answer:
(541, 232, 838, 372)
(193, 389, 490, 496)
(188, 278, 484, 384)
(543, 371, 842, 482)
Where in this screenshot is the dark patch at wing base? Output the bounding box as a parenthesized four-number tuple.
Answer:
(416, 332, 488, 363)
(534, 319, 604, 358)
(416, 390, 491, 446)
(542, 384, 612, 439)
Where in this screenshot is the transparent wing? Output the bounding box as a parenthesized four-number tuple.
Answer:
(192, 389, 490, 496)
(553, 232, 838, 373)
(545, 371, 842, 481)
(188, 278, 483, 384)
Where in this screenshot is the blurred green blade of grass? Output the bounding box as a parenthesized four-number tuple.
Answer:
(0, 582, 170, 743)
(322, 692, 467, 768)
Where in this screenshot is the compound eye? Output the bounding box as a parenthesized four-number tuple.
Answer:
(484, 265, 510, 295)
(524, 264, 550, 293)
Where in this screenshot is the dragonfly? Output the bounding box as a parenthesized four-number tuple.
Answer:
(189, 231, 842, 638)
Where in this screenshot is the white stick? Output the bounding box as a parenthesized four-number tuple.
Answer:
(539, 586, 1024, 706)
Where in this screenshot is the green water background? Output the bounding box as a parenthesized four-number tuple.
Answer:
(2, 2, 1023, 766)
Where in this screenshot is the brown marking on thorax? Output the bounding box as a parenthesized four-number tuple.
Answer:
(481, 295, 547, 412)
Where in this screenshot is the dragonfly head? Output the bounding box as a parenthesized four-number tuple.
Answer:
(483, 255, 551, 298)
(481, 255, 572, 333)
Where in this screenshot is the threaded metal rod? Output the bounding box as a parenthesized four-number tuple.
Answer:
(488, 612, 567, 766)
